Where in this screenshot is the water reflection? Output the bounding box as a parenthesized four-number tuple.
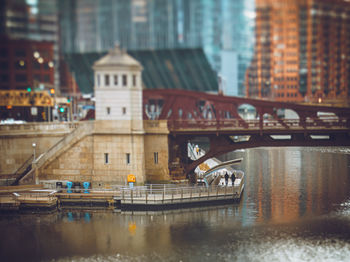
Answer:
(223, 147, 350, 224)
(0, 147, 350, 262)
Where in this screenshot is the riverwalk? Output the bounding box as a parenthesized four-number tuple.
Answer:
(0, 176, 244, 212)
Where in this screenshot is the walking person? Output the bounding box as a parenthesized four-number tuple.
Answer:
(231, 172, 236, 186)
(224, 172, 229, 186)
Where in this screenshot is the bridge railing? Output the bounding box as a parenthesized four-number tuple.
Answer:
(167, 117, 350, 130)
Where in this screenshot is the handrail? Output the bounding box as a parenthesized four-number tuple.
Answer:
(168, 117, 350, 131)
(35, 122, 93, 170)
(11, 154, 34, 185)
(12, 154, 33, 178)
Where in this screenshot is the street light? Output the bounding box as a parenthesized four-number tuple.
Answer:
(32, 143, 36, 161)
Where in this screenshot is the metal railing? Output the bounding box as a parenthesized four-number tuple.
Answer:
(119, 179, 244, 203)
(168, 118, 350, 130)
(12, 155, 34, 185)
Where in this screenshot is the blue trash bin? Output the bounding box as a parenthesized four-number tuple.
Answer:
(83, 182, 90, 193)
(67, 181, 73, 193)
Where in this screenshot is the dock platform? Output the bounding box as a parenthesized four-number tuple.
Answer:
(118, 177, 244, 211)
(0, 177, 244, 212)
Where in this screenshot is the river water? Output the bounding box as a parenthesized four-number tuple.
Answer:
(1, 147, 350, 262)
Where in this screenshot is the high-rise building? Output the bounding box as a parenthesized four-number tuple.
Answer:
(0, 0, 60, 89)
(58, 0, 256, 97)
(247, 0, 350, 105)
(220, 0, 255, 96)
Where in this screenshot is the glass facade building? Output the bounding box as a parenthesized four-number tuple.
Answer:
(246, 0, 350, 105)
(58, 0, 256, 96)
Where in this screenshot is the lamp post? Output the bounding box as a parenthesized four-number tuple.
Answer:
(32, 142, 36, 162)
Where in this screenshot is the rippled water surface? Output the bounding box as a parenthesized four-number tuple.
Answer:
(1, 147, 350, 262)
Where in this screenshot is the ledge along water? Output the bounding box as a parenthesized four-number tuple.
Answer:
(118, 179, 244, 211)
(0, 177, 244, 212)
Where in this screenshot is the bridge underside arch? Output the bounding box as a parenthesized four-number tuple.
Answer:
(143, 89, 350, 180)
(170, 131, 350, 179)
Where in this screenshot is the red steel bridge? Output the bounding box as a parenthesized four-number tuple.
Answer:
(143, 89, 350, 178)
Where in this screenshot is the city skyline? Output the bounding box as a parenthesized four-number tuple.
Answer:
(0, 0, 349, 108)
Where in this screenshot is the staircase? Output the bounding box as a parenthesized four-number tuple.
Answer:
(15, 122, 94, 184)
(11, 155, 34, 185)
(35, 121, 94, 171)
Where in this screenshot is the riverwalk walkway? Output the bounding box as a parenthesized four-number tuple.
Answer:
(0, 179, 244, 212)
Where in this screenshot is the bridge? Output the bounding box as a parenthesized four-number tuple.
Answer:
(2, 89, 350, 185)
(143, 89, 350, 178)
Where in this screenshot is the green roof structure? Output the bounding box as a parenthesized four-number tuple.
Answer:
(63, 48, 218, 94)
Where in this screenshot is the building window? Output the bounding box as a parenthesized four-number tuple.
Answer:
(154, 152, 158, 164)
(43, 74, 50, 82)
(15, 60, 26, 69)
(0, 48, 8, 58)
(133, 75, 136, 86)
(104, 153, 109, 164)
(122, 74, 127, 86)
(122, 107, 126, 115)
(34, 74, 41, 82)
(105, 74, 109, 86)
(114, 75, 118, 85)
(0, 61, 8, 70)
(15, 74, 27, 82)
(126, 153, 130, 165)
(33, 60, 41, 70)
(106, 107, 111, 115)
(97, 74, 100, 86)
(15, 49, 26, 57)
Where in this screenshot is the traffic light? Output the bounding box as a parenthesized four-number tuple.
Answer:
(27, 87, 32, 92)
(67, 97, 71, 103)
(6, 105, 12, 109)
(59, 107, 65, 113)
(50, 88, 55, 95)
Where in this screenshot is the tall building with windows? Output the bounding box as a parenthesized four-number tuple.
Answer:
(247, 0, 350, 105)
(0, 0, 59, 89)
(58, 0, 256, 96)
(220, 0, 255, 96)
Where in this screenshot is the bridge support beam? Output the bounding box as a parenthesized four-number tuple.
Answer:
(181, 131, 350, 177)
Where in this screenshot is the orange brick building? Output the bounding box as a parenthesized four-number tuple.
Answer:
(246, 0, 350, 105)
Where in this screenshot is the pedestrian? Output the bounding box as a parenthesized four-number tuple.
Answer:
(231, 172, 236, 186)
(224, 172, 229, 186)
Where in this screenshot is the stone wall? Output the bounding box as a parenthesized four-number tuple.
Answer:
(1, 120, 170, 185)
(0, 122, 77, 177)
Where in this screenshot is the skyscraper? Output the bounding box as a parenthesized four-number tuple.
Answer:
(58, 0, 256, 96)
(220, 0, 255, 96)
(0, 0, 59, 89)
(247, 0, 350, 105)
